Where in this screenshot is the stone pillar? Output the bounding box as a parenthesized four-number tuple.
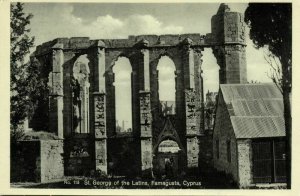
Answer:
(48, 43, 64, 139)
(180, 38, 201, 171)
(181, 38, 195, 89)
(139, 91, 152, 176)
(185, 89, 200, 170)
(135, 39, 153, 176)
(94, 92, 107, 174)
(211, 3, 247, 84)
(96, 41, 106, 93)
(90, 41, 108, 175)
(194, 48, 205, 136)
(237, 139, 252, 188)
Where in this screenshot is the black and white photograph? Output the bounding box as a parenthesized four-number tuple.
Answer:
(0, 0, 297, 194)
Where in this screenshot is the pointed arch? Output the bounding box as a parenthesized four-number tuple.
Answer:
(153, 117, 184, 153)
(72, 54, 90, 134)
(157, 55, 176, 115)
(112, 56, 133, 132)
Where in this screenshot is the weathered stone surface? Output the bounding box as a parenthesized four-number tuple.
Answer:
(52, 48, 64, 73)
(141, 138, 153, 175)
(64, 137, 94, 176)
(94, 93, 106, 138)
(186, 136, 199, 168)
(49, 96, 64, 139)
(140, 92, 152, 137)
(40, 140, 64, 183)
(11, 140, 64, 183)
(185, 89, 199, 136)
(95, 139, 107, 174)
(211, 3, 247, 84)
(237, 139, 252, 188)
(213, 91, 239, 183)
(49, 72, 63, 95)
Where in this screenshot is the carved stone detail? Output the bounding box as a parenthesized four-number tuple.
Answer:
(94, 93, 106, 138)
(140, 91, 152, 137)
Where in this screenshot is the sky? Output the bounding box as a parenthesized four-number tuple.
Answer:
(23, 3, 273, 129)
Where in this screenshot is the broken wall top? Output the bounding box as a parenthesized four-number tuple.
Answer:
(33, 3, 246, 57)
(34, 34, 210, 56)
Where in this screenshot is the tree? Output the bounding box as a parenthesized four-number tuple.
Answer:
(25, 58, 50, 131)
(10, 3, 35, 139)
(245, 3, 292, 188)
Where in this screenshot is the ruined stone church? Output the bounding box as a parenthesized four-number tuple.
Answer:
(17, 4, 248, 181)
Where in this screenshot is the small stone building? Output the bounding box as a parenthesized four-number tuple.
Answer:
(11, 132, 64, 183)
(213, 83, 286, 188)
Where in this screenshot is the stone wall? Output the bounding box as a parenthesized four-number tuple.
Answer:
(64, 137, 94, 176)
(213, 91, 239, 183)
(237, 139, 252, 188)
(11, 140, 64, 183)
(198, 134, 213, 171)
(141, 138, 153, 176)
(40, 140, 64, 182)
(62, 50, 76, 138)
(213, 91, 255, 188)
(211, 3, 247, 84)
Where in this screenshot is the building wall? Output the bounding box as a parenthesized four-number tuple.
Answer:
(198, 134, 213, 171)
(213, 91, 239, 183)
(11, 140, 64, 183)
(64, 137, 94, 176)
(213, 91, 259, 188)
(237, 139, 252, 188)
(40, 140, 64, 183)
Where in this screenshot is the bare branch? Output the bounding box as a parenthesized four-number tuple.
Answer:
(264, 48, 283, 93)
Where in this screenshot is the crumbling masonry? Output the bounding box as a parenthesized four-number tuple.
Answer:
(29, 4, 247, 179)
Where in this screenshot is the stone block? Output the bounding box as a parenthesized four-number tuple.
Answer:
(11, 140, 64, 183)
(52, 49, 64, 73)
(139, 92, 152, 137)
(95, 139, 107, 174)
(51, 73, 63, 96)
(187, 136, 199, 168)
(141, 138, 153, 175)
(69, 37, 90, 48)
(40, 140, 64, 183)
(94, 93, 106, 138)
(237, 139, 252, 188)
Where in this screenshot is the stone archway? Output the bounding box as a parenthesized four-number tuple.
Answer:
(72, 55, 90, 134)
(154, 139, 183, 178)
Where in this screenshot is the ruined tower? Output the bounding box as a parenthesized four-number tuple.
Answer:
(211, 3, 247, 84)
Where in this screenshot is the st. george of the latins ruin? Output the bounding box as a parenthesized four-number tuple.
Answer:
(12, 4, 286, 188)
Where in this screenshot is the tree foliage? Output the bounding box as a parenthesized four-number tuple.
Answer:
(11, 3, 52, 138)
(25, 58, 50, 131)
(10, 2, 35, 132)
(245, 3, 292, 92)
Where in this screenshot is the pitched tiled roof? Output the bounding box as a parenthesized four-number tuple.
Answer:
(220, 83, 285, 139)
